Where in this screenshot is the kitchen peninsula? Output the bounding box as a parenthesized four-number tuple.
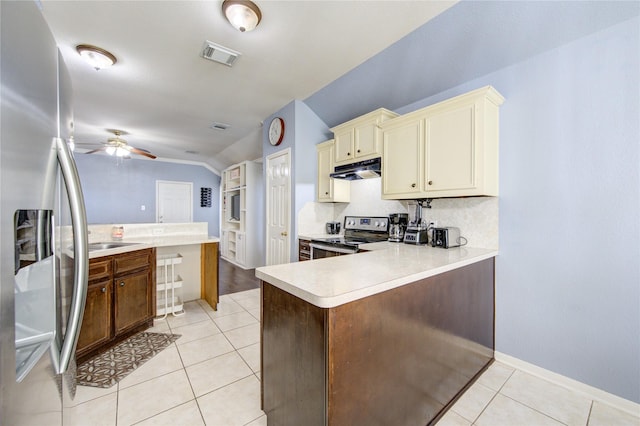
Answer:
(256, 243, 497, 425)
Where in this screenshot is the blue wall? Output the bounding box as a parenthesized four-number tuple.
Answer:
(283, 12, 639, 402)
(262, 100, 332, 262)
(75, 154, 221, 235)
(396, 17, 639, 403)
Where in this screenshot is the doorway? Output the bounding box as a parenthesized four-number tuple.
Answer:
(156, 180, 193, 223)
(265, 148, 291, 266)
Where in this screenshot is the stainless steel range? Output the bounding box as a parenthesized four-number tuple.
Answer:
(310, 216, 389, 259)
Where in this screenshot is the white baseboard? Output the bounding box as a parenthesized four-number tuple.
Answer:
(494, 351, 640, 417)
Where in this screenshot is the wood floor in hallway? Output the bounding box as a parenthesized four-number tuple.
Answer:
(219, 257, 260, 295)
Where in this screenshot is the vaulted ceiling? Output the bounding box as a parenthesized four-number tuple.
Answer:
(40, 1, 457, 172)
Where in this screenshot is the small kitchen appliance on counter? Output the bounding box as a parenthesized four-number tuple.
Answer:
(403, 200, 431, 245)
(388, 213, 408, 242)
(326, 221, 341, 234)
(431, 227, 463, 249)
(311, 216, 388, 259)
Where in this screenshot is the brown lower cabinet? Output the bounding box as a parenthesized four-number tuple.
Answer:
(298, 239, 311, 261)
(261, 258, 495, 426)
(76, 248, 156, 364)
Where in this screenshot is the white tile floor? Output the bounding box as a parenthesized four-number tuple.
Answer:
(66, 288, 639, 426)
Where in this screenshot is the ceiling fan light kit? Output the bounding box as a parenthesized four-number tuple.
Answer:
(83, 130, 157, 159)
(76, 44, 117, 70)
(222, 0, 262, 32)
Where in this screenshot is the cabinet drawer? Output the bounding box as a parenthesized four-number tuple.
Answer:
(113, 249, 152, 276)
(299, 239, 310, 249)
(299, 239, 311, 261)
(88, 258, 112, 282)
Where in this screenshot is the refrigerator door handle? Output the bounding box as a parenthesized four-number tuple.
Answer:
(52, 137, 89, 374)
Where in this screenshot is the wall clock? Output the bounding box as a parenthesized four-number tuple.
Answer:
(268, 117, 285, 146)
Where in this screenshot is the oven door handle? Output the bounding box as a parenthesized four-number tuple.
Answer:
(310, 242, 358, 255)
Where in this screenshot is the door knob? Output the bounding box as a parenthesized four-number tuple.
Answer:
(281, 231, 288, 237)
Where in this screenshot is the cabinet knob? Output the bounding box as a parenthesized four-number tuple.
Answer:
(119, 282, 125, 287)
(356, 149, 361, 153)
(325, 192, 329, 195)
(101, 287, 107, 293)
(411, 183, 416, 188)
(428, 180, 433, 186)
(347, 152, 351, 156)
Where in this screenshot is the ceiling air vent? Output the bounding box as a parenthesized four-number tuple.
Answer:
(210, 122, 230, 131)
(200, 41, 241, 67)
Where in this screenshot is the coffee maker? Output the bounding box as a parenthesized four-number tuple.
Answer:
(388, 213, 409, 242)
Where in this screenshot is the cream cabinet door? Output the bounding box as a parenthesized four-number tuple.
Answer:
(317, 140, 349, 203)
(236, 232, 246, 265)
(382, 119, 424, 198)
(317, 142, 333, 201)
(354, 121, 378, 159)
(220, 230, 228, 258)
(425, 104, 475, 193)
(334, 129, 354, 163)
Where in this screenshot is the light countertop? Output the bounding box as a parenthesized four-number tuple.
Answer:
(85, 235, 220, 258)
(256, 242, 497, 308)
(298, 233, 342, 240)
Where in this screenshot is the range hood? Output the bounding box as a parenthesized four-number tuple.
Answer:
(330, 157, 381, 180)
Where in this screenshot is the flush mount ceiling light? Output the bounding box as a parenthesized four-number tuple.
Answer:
(222, 0, 262, 32)
(76, 44, 117, 70)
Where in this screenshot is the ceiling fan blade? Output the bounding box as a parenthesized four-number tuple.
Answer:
(84, 147, 107, 154)
(128, 146, 157, 159)
(74, 142, 103, 147)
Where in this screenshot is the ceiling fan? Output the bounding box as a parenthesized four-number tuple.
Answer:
(83, 129, 157, 159)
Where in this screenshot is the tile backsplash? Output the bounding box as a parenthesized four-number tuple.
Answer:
(298, 178, 498, 249)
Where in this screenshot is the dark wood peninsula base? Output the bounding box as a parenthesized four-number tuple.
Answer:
(260, 258, 495, 426)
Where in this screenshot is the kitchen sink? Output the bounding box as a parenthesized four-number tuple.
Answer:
(87, 242, 140, 251)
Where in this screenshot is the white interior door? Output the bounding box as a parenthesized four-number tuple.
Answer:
(266, 149, 291, 266)
(156, 180, 193, 223)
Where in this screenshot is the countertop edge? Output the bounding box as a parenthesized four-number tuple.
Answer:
(256, 249, 497, 308)
(85, 236, 220, 259)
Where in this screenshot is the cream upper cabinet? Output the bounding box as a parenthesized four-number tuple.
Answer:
(317, 139, 349, 203)
(331, 108, 398, 165)
(424, 104, 475, 193)
(382, 86, 504, 199)
(382, 118, 423, 197)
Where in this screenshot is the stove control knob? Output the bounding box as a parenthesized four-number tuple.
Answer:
(374, 221, 380, 227)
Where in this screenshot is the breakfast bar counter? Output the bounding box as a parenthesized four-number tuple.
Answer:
(256, 243, 497, 308)
(256, 244, 497, 426)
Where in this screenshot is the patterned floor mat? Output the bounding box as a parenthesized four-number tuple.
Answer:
(76, 332, 180, 389)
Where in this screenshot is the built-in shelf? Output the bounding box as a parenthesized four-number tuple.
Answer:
(221, 161, 263, 269)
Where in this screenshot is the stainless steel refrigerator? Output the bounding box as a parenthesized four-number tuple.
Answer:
(1, 1, 89, 424)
